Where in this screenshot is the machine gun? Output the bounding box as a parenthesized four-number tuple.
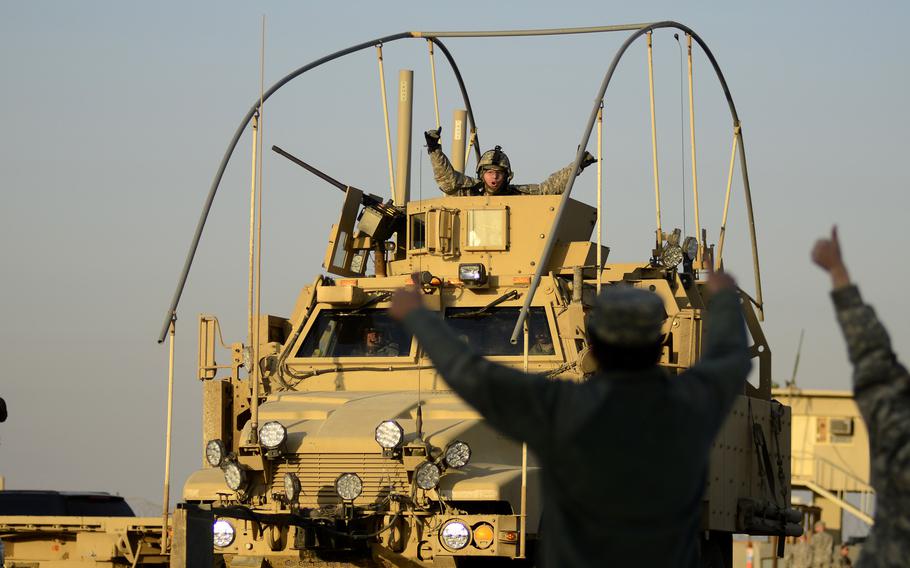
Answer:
(272, 145, 403, 242)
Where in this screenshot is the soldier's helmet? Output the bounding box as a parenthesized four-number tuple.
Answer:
(476, 146, 514, 183)
(586, 286, 666, 347)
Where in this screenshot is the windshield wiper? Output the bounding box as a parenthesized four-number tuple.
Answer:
(340, 291, 393, 316)
(448, 290, 520, 319)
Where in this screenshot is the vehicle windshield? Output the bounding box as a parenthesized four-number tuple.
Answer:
(296, 309, 412, 358)
(444, 307, 554, 356)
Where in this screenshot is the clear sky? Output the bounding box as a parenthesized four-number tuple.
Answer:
(2, 1, 908, 510)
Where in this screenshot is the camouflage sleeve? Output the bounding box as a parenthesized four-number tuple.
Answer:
(429, 148, 478, 195)
(832, 285, 910, 476)
(513, 160, 581, 196)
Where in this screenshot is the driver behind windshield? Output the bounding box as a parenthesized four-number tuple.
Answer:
(351, 326, 400, 357)
(529, 328, 555, 355)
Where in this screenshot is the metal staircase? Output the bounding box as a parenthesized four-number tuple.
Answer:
(791, 453, 875, 526)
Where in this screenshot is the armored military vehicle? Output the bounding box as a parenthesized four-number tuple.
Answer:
(167, 22, 800, 567)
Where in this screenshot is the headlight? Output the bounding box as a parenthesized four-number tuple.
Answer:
(659, 243, 683, 268)
(375, 420, 404, 450)
(334, 473, 363, 501)
(415, 462, 441, 490)
(458, 263, 488, 287)
(444, 441, 471, 469)
(258, 421, 287, 450)
(283, 473, 301, 503)
(440, 519, 471, 551)
(213, 519, 235, 548)
(223, 461, 247, 492)
(205, 439, 226, 468)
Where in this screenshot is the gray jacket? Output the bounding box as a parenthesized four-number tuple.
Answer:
(403, 289, 751, 567)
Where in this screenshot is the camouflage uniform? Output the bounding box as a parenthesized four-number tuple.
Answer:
(832, 284, 910, 567)
(402, 287, 751, 567)
(785, 538, 814, 568)
(810, 530, 834, 568)
(428, 148, 580, 196)
(351, 341, 400, 357)
(528, 340, 555, 355)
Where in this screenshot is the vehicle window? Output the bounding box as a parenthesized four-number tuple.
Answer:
(296, 309, 412, 358)
(410, 213, 427, 250)
(444, 307, 555, 356)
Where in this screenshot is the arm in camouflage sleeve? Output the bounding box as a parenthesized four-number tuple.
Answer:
(429, 148, 478, 195)
(832, 285, 910, 463)
(512, 160, 581, 196)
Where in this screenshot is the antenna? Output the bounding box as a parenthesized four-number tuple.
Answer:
(674, 33, 687, 237)
(787, 329, 805, 388)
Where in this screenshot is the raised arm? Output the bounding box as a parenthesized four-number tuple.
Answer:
(813, 226, 910, 463)
(679, 268, 752, 429)
(425, 127, 477, 195)
(390, 283, 559, 450)
(514, 151, 597, 195)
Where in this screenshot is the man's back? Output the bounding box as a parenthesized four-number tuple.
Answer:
(396, 282, 750, 567)
(534, 363, 743, 566)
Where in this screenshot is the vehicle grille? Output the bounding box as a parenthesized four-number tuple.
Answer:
(272, 453, 409, 507)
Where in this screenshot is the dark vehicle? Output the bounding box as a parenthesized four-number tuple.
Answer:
(0, 490, 134, 517)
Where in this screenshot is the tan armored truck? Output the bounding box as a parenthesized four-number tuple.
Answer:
(165, 22, 801, 568)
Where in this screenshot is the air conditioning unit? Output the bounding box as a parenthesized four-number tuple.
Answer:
(830, 418, 854, 436)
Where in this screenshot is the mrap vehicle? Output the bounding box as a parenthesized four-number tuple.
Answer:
(163, 22, 801, 568)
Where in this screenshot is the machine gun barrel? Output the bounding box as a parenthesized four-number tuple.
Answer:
(272, 145, 384, 206)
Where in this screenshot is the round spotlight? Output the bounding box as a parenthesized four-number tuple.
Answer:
(415, 462, 441, 491)
(223, 461, 247, 492)
(334, 473, 363, 501)
(440, 519, 471, 551)
(659, 244, 683, 268)
(258, 421, 287, 450)
(444, 441, 471, 469)
(375, 420, 404, 450)
(205, 439, 226, 468)
(213, 519, 235, 547)
(283, 473, 301, 503)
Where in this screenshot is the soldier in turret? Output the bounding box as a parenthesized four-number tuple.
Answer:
(424, 127, 597, 196)
(390, 263, 751, 567)
(812, 226, 910, 567)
